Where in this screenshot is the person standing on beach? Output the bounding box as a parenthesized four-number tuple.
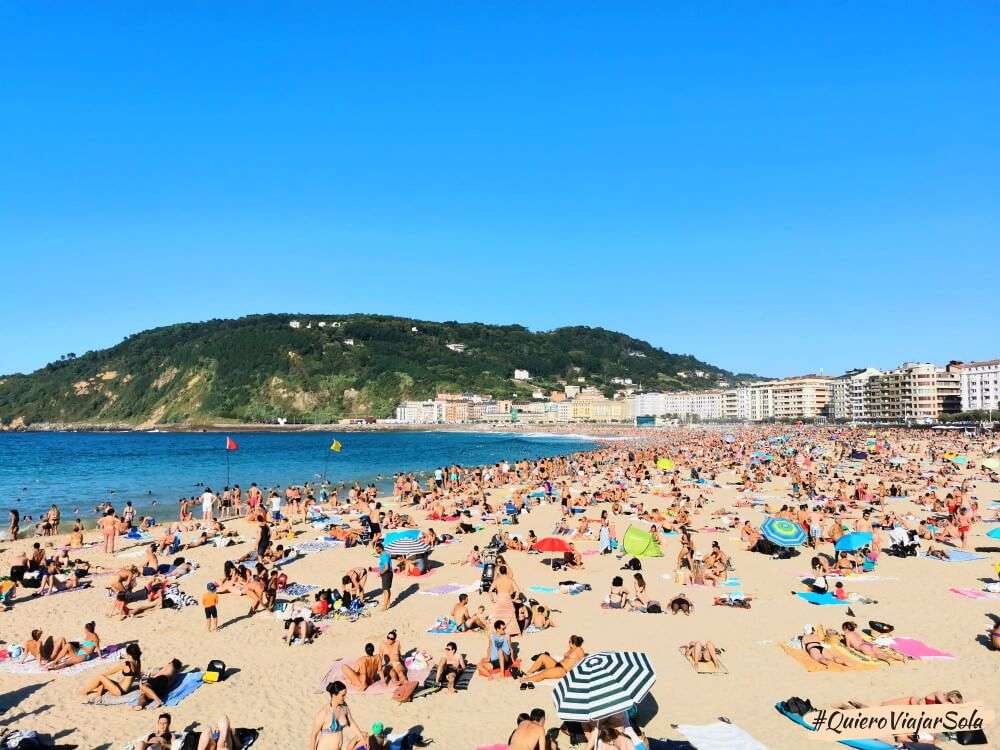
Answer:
(376, 542, 392, 610)
(98, 508, 118, 553)
(200, 487, 217, 522)
(7, 509, 19, 541)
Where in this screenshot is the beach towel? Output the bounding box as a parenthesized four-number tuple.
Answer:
(415, 663, 476, 698)
(949, 587, 1000, 601)
(295, 539, 341, 554)
(316, 654, 433, 696)
(795, 592, 850, 606)
(675, 721, 766, 750)
(427, 618, 458, 634)
(775, 702, 894, 750)
(779, 644, 875, 673)
(417, 582, 478, 597)
(528, 585, 558, 594)
(885, 637, 954, 660)
(282, 583, 320, 598)
(1, 643, 125, 676)
(920, 549, 987, 563)
(986, 528, 1000, 539)
(163, 670, 204, 706)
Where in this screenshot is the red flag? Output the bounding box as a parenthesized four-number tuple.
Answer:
(225, 436, 238, 451)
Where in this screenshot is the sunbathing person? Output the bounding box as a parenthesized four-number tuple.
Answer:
(451, 593, 488, 631)
(135, 712, 173, 750)
(519, 635, 585, 687)
(341, 643, 381, 691)
(679, 641, 722, 671)
(840, 690, 963, 708)
(801, 626, 852, 668)
(135, 658, 183, 710)
(196, 715, 237, 750)
(377, 630, 407, 684)
(45, 620, 100, 670)
(840, 621, 907, 664)
(604, 576, 628, 609)
(82, 642, 142, 700)
(22, 628, 60, 665)
(283, 615, 317, 645)
(668, 593, 693, 615)
(433, 641, 468, 693)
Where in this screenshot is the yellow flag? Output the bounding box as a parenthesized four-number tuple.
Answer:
(330, 439, 342, 453)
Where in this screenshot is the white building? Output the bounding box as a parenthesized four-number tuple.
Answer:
(953, 359, 1000, 412)
(629, 391, 723, 421)
(513, 369, 531, 381)
(831, 368, 882, 421)
(446, 343, 467, 353)
(289, 320, 301, 329)
(395, 400, 444, 424)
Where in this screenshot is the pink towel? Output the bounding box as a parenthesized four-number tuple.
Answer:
(476, 745, 507, 750)
(889, 637, 954, 660)
(949, 587, 1000, 600)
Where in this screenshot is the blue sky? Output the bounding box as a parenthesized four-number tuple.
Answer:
(1, 3, 997, 378)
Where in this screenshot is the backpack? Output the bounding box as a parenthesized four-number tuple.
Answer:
(622, 557, 642, 571)
(646, 602, 662, 614)
(204, 658, 226, 682)
(781, 696, 814, 716)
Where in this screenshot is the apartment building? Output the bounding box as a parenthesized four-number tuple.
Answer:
(394, 400, 444, 423)
(952, 359, 1000, 412)
(866, 363, 961, 423)
(830, 368, 882, 421)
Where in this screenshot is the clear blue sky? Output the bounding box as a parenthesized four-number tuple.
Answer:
(2, 3, 998, 378)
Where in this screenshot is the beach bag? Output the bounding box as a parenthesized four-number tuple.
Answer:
(623, 557, 642, 571)
(392, 680, 418, 703)
(203, 659, 226, 682)
(869, 621, 893, 634)
(646, 602, 662, 614)
(781, 697, 814, 716)
(954, 729, 988, 745)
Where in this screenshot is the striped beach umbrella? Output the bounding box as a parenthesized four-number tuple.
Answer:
(760, 517, 807, 547)
(552, 651, 656, 722)
(385, 538, 430, 557)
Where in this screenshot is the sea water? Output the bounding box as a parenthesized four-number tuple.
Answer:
(0, 430, 594, 524)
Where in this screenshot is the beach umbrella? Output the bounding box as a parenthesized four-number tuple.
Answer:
(835, 532, 873, 552)
(724, 434, 735, 444)
(983, 458, 1000, 472)
(985, 528, 1000, 540)
(656, 458, 674, 470)
(951, 455, 968, 465)
(385, 538, 430, 557)
(383, 528, 421, 545)
(760, 517, 807, 547)
(533, 537, 572, 554)
(552, 651, 656, 722)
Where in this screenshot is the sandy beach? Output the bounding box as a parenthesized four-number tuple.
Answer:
(1, 427, 998, 749)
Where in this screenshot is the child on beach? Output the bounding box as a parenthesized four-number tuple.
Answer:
(203, 582, 219, 631)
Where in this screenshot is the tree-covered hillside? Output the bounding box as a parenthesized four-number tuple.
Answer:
(0, 314, 754, 426)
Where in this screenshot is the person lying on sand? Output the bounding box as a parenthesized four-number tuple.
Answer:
(840, 621, 907, 664)
(836, 689, 963, 709)
(196, 714, 238, 750)
(801, 626, 852, 668)
(519, 635, 585, 688)
(680, 641, 722, 672)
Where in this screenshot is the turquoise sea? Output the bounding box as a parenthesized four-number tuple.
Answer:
(0, 431, 595, 523)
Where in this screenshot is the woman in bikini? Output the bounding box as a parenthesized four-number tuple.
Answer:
(341, 643, 381, 691)
(519, 635, 585, 688)
(308, 680, 366, 750)
(628, 573, 649, 610)
(605, 576, 628, 609)
(841, 621, 907, 664)
(82, 642, 142, 700)
(801, 626, 851, 668)
(45, 621, 100, 670)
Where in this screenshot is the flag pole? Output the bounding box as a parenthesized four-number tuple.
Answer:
(323, 440, 331, 482)
(226, 447, 231, 487)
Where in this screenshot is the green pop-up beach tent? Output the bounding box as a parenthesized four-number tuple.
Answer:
(622, 525, 663, 557)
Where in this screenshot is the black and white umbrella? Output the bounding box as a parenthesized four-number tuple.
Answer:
(385, 538, 430, 557)
(552, 651, 656, 722)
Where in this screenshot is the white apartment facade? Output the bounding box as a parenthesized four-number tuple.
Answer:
(394, 400, 444, 424)
(953, 359, 1000, 412)
(831, 368, 882, 421)
(866, 363, 961, 423)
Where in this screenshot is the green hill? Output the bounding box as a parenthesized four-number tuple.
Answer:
(0, 314, 755, 426)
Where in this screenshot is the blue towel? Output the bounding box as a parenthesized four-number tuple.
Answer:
(986, 527, 1000, 540)
(528, 585, 558, 593)
(795, 591, 849, 606)
(164, 670, 203, 706)
(775, 704, 894, 750)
